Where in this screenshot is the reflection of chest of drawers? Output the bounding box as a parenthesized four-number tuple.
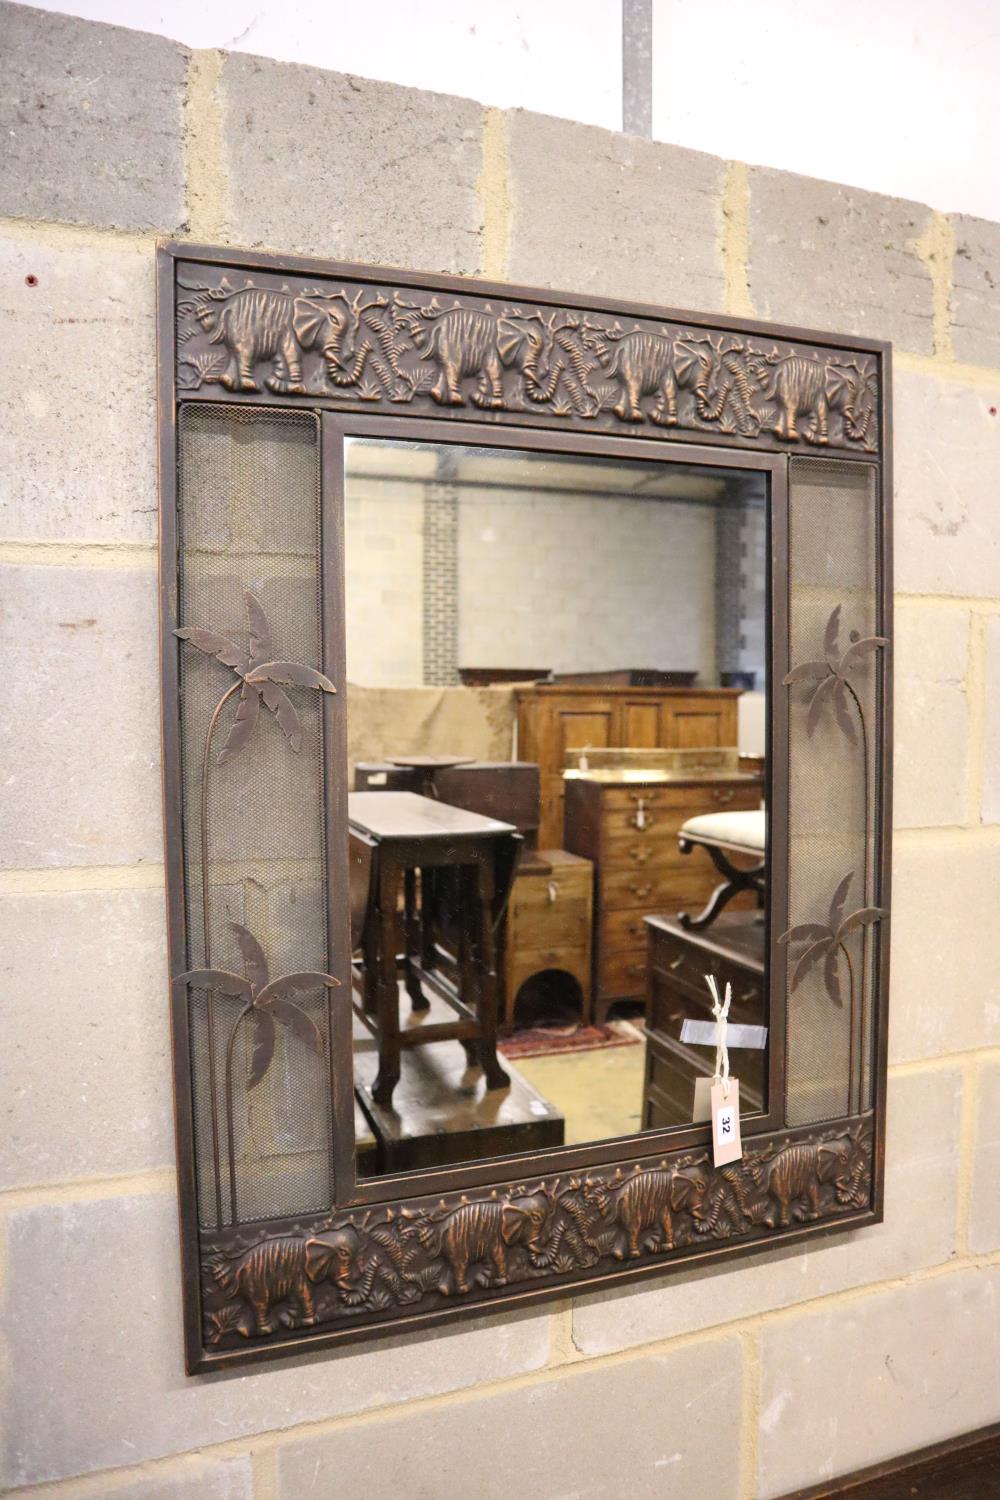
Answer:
(503, 849, 593, 1029)
(563, 771, 762, 1020)
(643, 913, 766, 1128)
(515, 685, 742, 849)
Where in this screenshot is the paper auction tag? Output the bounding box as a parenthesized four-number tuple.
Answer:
(710, 1079, 742, 1166)
(692, 1075, 713, 1122)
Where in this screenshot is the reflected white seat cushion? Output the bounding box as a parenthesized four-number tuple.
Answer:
(679, 808, 766, 854)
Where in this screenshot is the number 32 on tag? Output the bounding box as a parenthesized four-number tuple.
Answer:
(711, 1080, 742, 1166)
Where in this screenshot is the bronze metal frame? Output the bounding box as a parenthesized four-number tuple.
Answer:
(156, 242, 892, 1372)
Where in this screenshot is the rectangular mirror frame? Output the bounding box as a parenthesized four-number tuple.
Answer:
(157, 242, 892, 1372)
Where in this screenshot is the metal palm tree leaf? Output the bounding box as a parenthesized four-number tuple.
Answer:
(783, 604, 886, 745)
(176, 924, 340, 1224)
(176, 921, 339, 1090)
(778, 872, 886, 1007)
(173, 590, 336, 1226)
(176, 590, 336, 762)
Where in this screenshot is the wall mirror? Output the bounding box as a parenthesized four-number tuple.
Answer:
(343, 435, 770, 1170)
(158, 244, 891, 1370)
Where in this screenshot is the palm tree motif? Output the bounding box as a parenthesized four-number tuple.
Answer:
(174, 591, 336, 1226)
(175, 589, 336, 763)
(779, 873, 886, 1113)
(782, 604, 886, 744)
(176, 922, 340, 1222)
(779, 873, 886, 1006)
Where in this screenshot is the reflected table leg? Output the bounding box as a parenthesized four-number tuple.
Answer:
(473, 857, 509, 1092)
(371, 857, 403, 1108)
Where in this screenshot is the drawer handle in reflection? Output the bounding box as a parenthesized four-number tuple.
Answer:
(629, 882, 652, 898)
(626, 962, 645, 977)
(668, 955, 684, 971)
(629, 794, 657, 831)
(714, 788, 735, 804)
(628, 847, 651, 864)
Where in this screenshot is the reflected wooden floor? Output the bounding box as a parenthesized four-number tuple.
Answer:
(353, 981, 564, 1173)
(352, 980, 646, 1168)
(513, 1037, 645, 1146)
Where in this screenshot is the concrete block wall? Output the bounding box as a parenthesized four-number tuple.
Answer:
(345, 480, 719, 685)
(3, 3, 1000, 1494)
(457, 489, 717, 677)
(344, 479, 425, 687)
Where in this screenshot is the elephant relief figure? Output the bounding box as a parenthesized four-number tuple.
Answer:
(392, 297, 509, 409)
(207, 1235, 317, 1337)
(827, 359, 879, 447)
(292, 289, 412, 399)
(304, 1224, 419, 1310)
(496, 311, 600, 416)
(684, 336, 761, 437)
(401, 1194, 547, 1294)
(523, 1181, 605, 1271)
(584, 323, 682, 425)
(584, 1166, 686, 1258)
(750, 1136, 865, 1228)
(746, 348, 840, 444)
(184, 283, 312, 395)
(671, 1163, 768, 1240)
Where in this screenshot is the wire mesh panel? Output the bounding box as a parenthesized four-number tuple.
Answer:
(784, 458, 884, 1126)
(177, 404, 332, 1228)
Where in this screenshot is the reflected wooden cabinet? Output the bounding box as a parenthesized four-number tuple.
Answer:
(516, 684, 742, 848)
(502, 849, 593, 1029)
(643, 914, 766, 1129)
(564, 770, 762, 1021)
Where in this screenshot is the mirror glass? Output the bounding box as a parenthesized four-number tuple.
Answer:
(344, 437, 768, 1178)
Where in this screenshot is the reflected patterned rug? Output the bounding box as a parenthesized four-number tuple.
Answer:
(498, 1019, 643, 1060)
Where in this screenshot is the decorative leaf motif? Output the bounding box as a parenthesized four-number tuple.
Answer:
(790, 937, 834, 992)
(176, 595, 335, 763)
(784, 605, 886, 744)
(839, 636, 889, 673)
(806, 674, 836, 737)
(783, 659, 828, 685)
(257, 972, 341, 1004)
(175, 968, 253, 999)
(269, 996, 325, 1055)
(780, 874, 887, 1012)
(838, 905, 888, 937)
(174, 627, 248, 674)
(230, 922, 268, 992)
(244, 592, 273, 670)
(258, 680, 303, 753)
(247, 661, 337, 694)
(218, 683, 261, 764)
(247, 1009, 275, 1090)
(828, 873, 854, 930)
(778, 922, 829, 946)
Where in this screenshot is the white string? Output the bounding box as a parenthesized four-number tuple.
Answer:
(704, 973, 732, 1099)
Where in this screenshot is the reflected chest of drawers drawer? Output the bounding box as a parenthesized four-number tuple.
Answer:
(563, 771, 762, 1021)
(643, 912, 766, 1128)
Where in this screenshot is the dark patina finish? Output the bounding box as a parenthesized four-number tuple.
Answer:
(157, 242, 892, 1371)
